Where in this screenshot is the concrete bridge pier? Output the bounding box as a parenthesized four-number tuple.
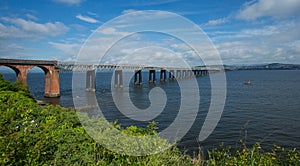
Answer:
(186, 70, 190, 78)
(185, 70, 190, 78)
(86, 70, 96, 92)
(160, 70, 167, 82)
(192, 70, 196, 77)
(188, 70, 193, 78)
(134, 70, 142, 85)
(114, 70, 123, 88)
(149, 70, 156, 83)
(197, 70, 201, 77)
(182, 70, 187, 79)
(204, 70, 209, 76)
(169, 70, 175, 80)
(176, 70, 181, 79)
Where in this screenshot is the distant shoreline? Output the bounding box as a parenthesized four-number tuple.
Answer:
(223, 63, 300, 71)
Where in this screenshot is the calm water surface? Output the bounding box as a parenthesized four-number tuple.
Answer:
(1, 69, 300, 153)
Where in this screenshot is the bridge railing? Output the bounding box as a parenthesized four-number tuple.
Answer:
(56, 62, 211, 71)
(0, 58, 58, 66)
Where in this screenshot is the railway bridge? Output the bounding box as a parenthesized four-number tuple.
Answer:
(0, 58, 219, 97)
(0, 58, 60, 97)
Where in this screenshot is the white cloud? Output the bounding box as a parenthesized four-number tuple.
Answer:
(0, 17, 69, 59)
(25, 14, 38, 21)
(0, 23, 29, 39)
(216, 41, 270, 64)
(76, 14, 99, 23)
(49, 42, 81, 60)
(53, 0, 83, 5)
(125, 0, 180, 7)
(120, 47, 183, 67)
(170, 43, 191, 51)
(0, 39, 37, 59)
(237, 0, 300, 20)
(210, 20, 300, 41)
(70, 24, 87, 31)
(87, 11, 98, 16)
(215, 38, 300, 64)
(241, 25, 279, 36)
(122, 9, 138, 15)
(100, 27, 129, 36)
(269, 21, 300, 43)
(204, 17, 229, 26)
(1, 17, 69, 38)
(207, 18, 300, 64)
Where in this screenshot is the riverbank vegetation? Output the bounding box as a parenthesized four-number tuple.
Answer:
(0, 74, 299, 165)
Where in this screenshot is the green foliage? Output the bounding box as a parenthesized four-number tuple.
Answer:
(207, 143, 300, 166)
(0, 76, 196, 165)
(0, 74, 29, 94)
(78, 114, 169, 156)
(0, 74, 299, 165)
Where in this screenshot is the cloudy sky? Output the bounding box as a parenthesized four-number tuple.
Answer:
(1, 0, 300, 65)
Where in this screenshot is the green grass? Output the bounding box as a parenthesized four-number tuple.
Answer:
(206, 143, 299, 166)
(0, 74, 299, 165)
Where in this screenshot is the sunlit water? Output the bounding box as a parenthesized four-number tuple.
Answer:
(1, 69, 300, 154)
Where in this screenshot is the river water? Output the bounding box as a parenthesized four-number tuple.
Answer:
(1, 70, 300, 153)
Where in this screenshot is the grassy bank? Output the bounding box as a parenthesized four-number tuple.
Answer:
(0, 74, 299, 165)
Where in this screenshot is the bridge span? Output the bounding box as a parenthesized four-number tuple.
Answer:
(57, 62, 212, 91)
(0, 58, 60, 97)
(0, 58, 219, 97)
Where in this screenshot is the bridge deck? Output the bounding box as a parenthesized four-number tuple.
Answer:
(0, 58, 57, 66)
(57, 62, 212, 71)
(0, 58, 222, 71)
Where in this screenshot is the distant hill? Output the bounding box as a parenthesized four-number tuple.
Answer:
(223, 63, 300, 71)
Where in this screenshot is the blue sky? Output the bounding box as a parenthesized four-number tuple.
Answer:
(1, 0, 300, 65)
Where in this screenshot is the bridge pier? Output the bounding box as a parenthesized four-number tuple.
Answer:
(160, 70, 167, 82)
(176, 70, 181, 79)
(187, 70, 193, 78)
(193, 70, 197, 77)
(86, 70, 96, 92)
(114, 70, 123, 88)
(134, 70, 142, 85)
(197, 70, 201, 77)
(149, 70, 156, 83)
(44, 68, 60, 97)
(191, 69, 209, 77)
(169, 70, 175, 80)
(182, 70, 187, 78)
(185, 70, 189, 78)
(13, 65, 31, 85)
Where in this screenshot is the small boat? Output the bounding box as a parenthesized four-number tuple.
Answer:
(244, 80, 251, 85)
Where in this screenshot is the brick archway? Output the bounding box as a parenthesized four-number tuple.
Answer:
(0, 59, 60, 98)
